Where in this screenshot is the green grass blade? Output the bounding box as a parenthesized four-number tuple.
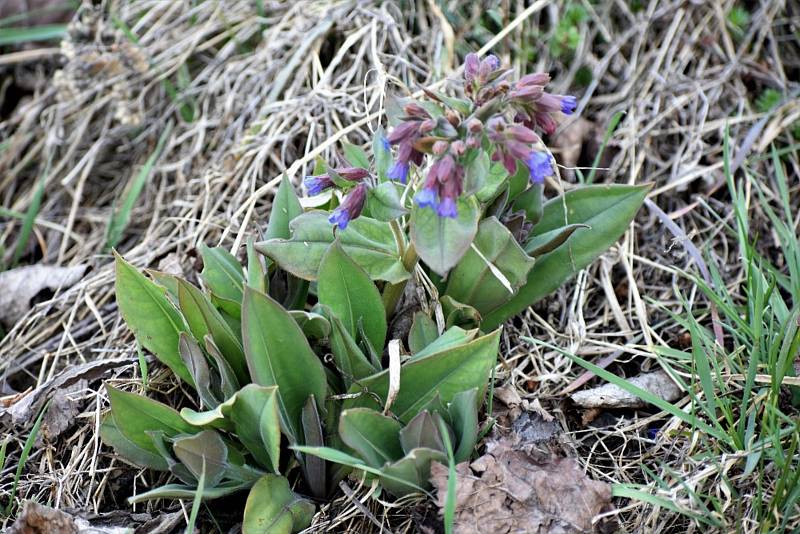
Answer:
(0, 24, 67, 45)
(105, 123, 173, 250)
(586, 110, 625, 184)
(185, 460, 205, 534)
(11, 175, 46, 267)
(5, 402, 48, 515)
(437, 418, 457, 534)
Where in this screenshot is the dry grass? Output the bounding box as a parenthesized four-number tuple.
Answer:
(1, 0, 798, 532)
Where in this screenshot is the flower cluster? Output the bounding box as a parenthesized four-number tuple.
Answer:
(303, 167, 369, 230)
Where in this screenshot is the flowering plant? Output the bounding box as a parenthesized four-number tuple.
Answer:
(104, 53, 647, 533)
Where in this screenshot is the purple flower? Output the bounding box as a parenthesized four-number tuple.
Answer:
(464, 53, 480, 82)
(436, 197, 457, 218)
(561, 95, 577, 115)
(527, 152, 553, 184)
(414, 186, 438, 209)
(387, 161, 409, 183)
(328, 183, 367, 230)
(304, 174, 333, 196)
(484, 54, 501, 71)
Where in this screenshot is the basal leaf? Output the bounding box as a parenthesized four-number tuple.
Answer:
(100, 413, 168, 471)
(338, 408, 404, 468)
(318, 240, 387, 351)
(483, 184, 651, 329)
(242, 475, 315, 534)
(399, 411, 446, 454)
(172, 429, 229, 487)
(524, 223, 589, 257)
(177, 279, 248, 384)
(379, 447, 446, 497)
(199, 244, 244, 306)
(300, 396, 326, 498)
(444, 217, 535, 315)
(343, 329, 500, 423)
(128, 481, 249, 504)
(265, 175, 304, 241)
(447, 388, 479, 463)
(242, 287, 327, 443)
(320, 305, 378, 386)
(257, 212, 409, 284)
(410, 197, 480, 276)
(227, 384, 282, 474)
(114, 252, 192, 386)
(411, 326, 478, 361)
(178, 333, 219, 409)
(246, 237, 268, 292)
(408, 312, 439, 354)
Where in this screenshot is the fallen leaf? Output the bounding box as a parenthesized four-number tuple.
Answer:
(493, 385, 523, 407)
(431, 436, 613, 533)
(570, 370, 682, 409)
(7, 502, 79, 534)
(40, 380, 86, 441)
(511, 411, 561, 446)
(0, 264, 87, 328)
(6, 501, 169, 534)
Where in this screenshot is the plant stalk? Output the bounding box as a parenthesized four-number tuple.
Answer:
(382, 219, 418, 317)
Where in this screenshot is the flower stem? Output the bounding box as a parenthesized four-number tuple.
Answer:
(382, 220, 418, 317)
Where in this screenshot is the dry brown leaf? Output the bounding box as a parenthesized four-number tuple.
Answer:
(570, 370, 682, 409)
(0, 264, 87, 328)
(431, 437, 613, 533)
(7, 501, 152, 533)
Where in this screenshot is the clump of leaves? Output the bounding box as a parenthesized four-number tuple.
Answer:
(549, 3, 587, 59)
(105, 52, 646, 532)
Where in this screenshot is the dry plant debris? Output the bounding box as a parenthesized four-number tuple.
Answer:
(570, 370, 682, 409)
(431, 437, 612, 534)
(0, 264, 86, 328)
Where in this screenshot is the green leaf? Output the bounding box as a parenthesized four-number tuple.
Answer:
(199, 244, 245, 306)
(512, 183, 544, 224)
(321, 305, 379, 386)
(379, 448, 446, 497)
(177, 280, 248, 384)
(440, 296, 481, 330)
(483, 184, 651, 329)
(367, 182, 408, 221)
(128, 481, 248, 504)
(410, 197, 480, 276)
(300, 396, 326, 498)
(114, 252, 192, 386)
(475, 161, 510, 203)
(247, 237, 268, 293)
(265, 175, 304, 240)
(343, 329, 500, 423)
(204, 336, 241, 400)
(0, 24, 67, 46)
(462, 151, 490, 196)
(318, 240, 387, 351)
(338, 408, 404, 468)
(524, 223, 589, 257)
(444, 217, 536, 315)
(178, 333, 219, 409)
(411, 326, 478, 361)
(180, 384, 281, 474)
(242, 287, 327, 443)
(172, 430, 229, 487)
(447, 388, 479, 463)
(399, 411, 446, 454)
(289, 310, 331, 339)
(408, 312, 439, 353)
(341, 141, 370, 169)
(373, 127, 392, 180)
(242, 475, 315, 534)
(257, 212, 410, 284)
(104, 386, 197, 465)
(100, 413, 168, 471)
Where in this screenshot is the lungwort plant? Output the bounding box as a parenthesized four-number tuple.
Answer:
(105, 53, 647, 532)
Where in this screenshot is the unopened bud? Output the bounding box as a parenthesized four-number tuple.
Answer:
(445, 109, 460, 127)
(432, 140, 449, 155)
(450, 140, 466, 155)
(419, 119, 437, 134)
(467, 118, 483, 133)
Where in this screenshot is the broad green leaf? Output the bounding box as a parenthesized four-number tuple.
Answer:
(100, 413, 168, 471)
(447, 388, 479, 463)
(341, 141, 370, 169)
(318, 241, 387, 351)
(379, 447, 446, 497)
(483, 184, 651, 329)
(343, 329, 500, 423)
(338, 408, 404, 468)
(114, 252, 192, 385)
(524, 223, 589, 257)
(265, 175, 304, 241)
(242, 287, 327, 443)
(242, 475, 315, 534)
(146, 269, 179, 300)
(367, 182, 408, 221)
(476, 161, 510, 203)
(147, 430, 196, 484)
(173, 430, 229, 487)
(320, 305, 378, 385)
(300, 396, 326, 498)
(441, 296, 481, 330)
(399, 411, 446, 454)
(512, 183, 544, 224)
(104, 386, 197, 464)
(408, 312, 439, 354)
(178, 334, 219, 409)
(445, 217, 535, 315)
(411, 326, 477, 361)
(373, 127, 392, 180)
(199, 244, 244, 306)
(410, 196, 480, 276)
(462, 150, 490, 196)
(177, 280, 248, 384)
(257, 212, 409, 284)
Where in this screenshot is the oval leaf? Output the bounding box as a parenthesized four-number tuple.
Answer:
(242, 287, 327, 443)
(172, 429, 229, 487)
(338, 408, 404, 469)
(367, 182, 408, 221)
(265, 175, 303, 240)
(318, 240, 387, 351)
(114, 252, 192, 386)
(410, 197, 480, 276)
(243, 475, 315, 534)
